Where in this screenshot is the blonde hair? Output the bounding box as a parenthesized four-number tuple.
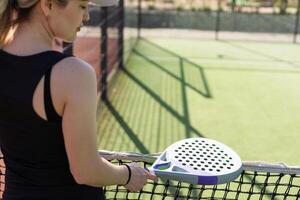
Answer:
(0, 0, 68, 47)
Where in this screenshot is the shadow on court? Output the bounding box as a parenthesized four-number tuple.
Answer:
(103, 99, 150, 154)
(97, 37, 212, 152)
(135, 38, 212, 98)
(97, 38, 278, 199)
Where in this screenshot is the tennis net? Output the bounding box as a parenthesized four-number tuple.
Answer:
(1, 151, 300, 199)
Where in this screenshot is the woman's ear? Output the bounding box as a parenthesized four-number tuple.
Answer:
(40, 0, 52, 17)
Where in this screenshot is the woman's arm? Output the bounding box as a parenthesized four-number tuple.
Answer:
(59, 57, 127, 186)
(55, 57, 156, 189)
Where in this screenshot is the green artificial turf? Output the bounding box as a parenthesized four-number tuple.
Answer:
(97, 37, 300, 166)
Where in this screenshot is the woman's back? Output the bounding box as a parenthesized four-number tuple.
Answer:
(0, 0, 156, 199)
(0, 49, 104, 199)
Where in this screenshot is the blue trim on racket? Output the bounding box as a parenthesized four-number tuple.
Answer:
(149, 138, 243, 185)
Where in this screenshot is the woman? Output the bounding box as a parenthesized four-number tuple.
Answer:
(0, 0, 157, 199)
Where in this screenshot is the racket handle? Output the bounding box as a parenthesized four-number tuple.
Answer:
(151, 168, 242, 185)
(154, 170, 199, 184)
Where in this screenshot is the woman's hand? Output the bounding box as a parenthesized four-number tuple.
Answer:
(123, 162, 157, 192)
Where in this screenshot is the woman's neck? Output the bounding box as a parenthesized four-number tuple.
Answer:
(3, 20, 55, 56)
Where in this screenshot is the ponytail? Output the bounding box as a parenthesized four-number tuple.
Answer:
(0, 0, 8, 14)
(0, 0, 40, 47)
(0, 0, 13, 47)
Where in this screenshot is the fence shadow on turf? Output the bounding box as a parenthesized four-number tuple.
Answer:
(137, 38, 212, 99)
(96, 38, 277, 199)
(97, 37, 211, 153)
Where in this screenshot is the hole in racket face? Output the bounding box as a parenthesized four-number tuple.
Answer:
(167, 138, 240, 174)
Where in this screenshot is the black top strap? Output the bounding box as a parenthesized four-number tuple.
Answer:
(44, 67, 61, 123)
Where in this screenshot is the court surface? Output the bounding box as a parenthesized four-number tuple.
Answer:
(97, 36, 300, 166)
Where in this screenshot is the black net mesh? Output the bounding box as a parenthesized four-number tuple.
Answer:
(73, 4, 123, 95)
(1, 153, 300, 200)
(70, 0, 139, 98)
(104, 160, 300, 200)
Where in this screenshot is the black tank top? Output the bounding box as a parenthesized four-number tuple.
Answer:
(0, 50, 105, 200)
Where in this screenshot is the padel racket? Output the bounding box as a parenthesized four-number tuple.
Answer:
(149, 138, 242, 185)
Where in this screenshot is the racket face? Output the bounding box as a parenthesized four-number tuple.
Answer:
(150, 138, 242, 185)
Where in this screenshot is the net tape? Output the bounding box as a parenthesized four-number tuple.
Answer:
(99, 150, 300, 174)
(101, 151, 300, 200)
(1, 151, 300, 199)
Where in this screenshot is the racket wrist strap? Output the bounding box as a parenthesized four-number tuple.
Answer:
(123, 164, 131, 185)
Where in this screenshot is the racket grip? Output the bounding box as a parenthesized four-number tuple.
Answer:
(145, 167, 155, 174)
(152, 170, 201, 184)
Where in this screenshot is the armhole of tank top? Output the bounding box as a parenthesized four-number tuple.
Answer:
(43, 54, 73, 123)
(44, 66, 62, 123)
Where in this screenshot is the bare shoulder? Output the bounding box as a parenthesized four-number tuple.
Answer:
(51, 57, 97, 101)
(53, 56, 96, 80)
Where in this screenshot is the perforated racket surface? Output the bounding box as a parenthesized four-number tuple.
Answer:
(149, 138, 242, 185)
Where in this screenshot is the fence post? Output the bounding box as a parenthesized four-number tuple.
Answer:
(215, 0, 221, 40)
(138, 0, 142, 38)
(118, 0, 124, 69)
(100, 7, 108, 100)
(293, 0, 300, 43)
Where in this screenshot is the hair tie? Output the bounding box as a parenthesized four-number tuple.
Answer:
(123, 164, 131, 185)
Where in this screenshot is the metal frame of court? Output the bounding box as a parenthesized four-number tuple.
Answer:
(214, 0, 300, 43)
(63, 0, 142, 101)
(1, 1, 300, 199)
(63, 0, 300, 103)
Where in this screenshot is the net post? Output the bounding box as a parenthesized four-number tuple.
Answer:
(100, 7, 108, 101)
(215, 0, 221, 41)
(118, 0, 124, 69)
(293, 0, 300, 43)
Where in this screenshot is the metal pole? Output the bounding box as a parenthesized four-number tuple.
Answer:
(100, 7, 108, 100)
(293, 0, 300, 43)
(215, 0, 221, 40)
(118, 0, 124, 69)
(138, 0, 142, 38)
